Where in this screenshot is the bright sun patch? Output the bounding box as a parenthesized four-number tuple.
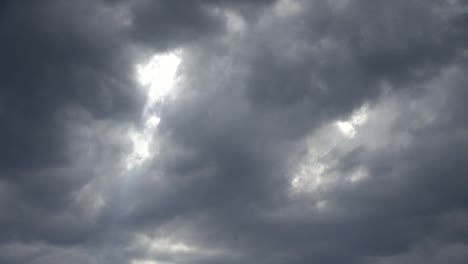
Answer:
(125, 51, 182, 170)
(336, 104, 369, 138)
(136, 52, 182, 104)
(290, 104, 371, 193)
(127, 233, 225, 264)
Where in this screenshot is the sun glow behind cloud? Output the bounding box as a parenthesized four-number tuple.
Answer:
(137, 52, 182, 104)
(291, 104, 370, 194)
(125, 51, 182, 170)
(127, 233, 228, 264)
(336, 104, 369, 138)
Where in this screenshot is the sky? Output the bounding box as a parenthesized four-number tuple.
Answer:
(1, 0, 468, 263)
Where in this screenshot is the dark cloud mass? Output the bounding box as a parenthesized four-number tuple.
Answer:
(1, 0, 468, 263)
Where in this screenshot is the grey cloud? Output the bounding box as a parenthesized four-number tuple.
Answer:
(133, 1, 468, 264)
(118, 0, 276, 50)
(0, 0, 264, 248)
(0, 0, 143, 172)
(0, 0, 144, 248)
(1, 0, 468, 264)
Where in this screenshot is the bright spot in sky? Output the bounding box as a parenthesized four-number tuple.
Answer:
(149, 239, 194, 253)
(336, 104, 369, 138)
(336, 121, 356, 137)
(128, 234, 205, 264)
(291, 162, 327, 192)
(131, 234, 196, 254)
(126, 129, 152, 169)
(291, 104, 371, 193)
(136, 52, 182, 104)
(146, 116, 161, 129)
(125, 51, 182, 170)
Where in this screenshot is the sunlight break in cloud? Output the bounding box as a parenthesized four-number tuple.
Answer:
(125, 51, 182, 170)
(336, 104, 369, 138)
(291, 104, 370, 193)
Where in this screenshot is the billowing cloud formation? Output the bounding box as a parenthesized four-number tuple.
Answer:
(1, 0, 468, 263)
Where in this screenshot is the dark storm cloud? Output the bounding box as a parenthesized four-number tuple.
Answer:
(0, 0, 277, 262)
(147, 68, 468, 263)
(1, 0, 468, 264)
(0, 0, 158, 250)
(0, 0, 273, 246)
(112, 0, 276, 50)
(326, 70, 468, 263)
(0, 0, 142, 171)
(131, 1, 468, 264)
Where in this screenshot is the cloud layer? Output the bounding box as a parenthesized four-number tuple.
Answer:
(1, 0, 468, 263)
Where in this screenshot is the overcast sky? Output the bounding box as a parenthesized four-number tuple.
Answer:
(1, 0, 468, 263)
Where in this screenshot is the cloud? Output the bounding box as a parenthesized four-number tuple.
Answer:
(1, 0, 468, 263)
